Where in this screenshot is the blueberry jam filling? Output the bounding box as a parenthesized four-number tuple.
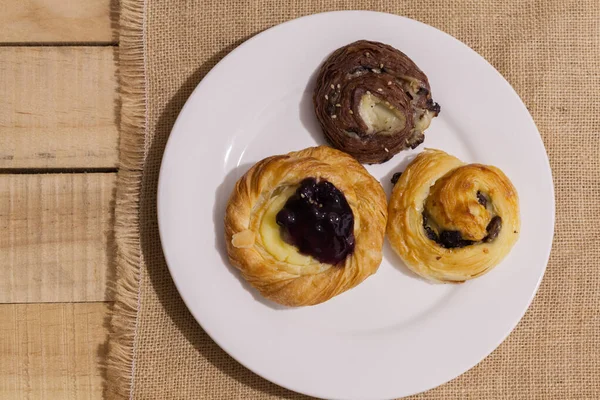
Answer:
(276, 178, 355, 264)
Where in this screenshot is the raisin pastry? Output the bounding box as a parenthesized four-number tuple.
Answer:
(387, 149, 520, 282)
(313, 40, 440, 164)
(225, 146, 387, 306)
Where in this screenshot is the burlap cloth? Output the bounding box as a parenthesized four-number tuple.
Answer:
(106, 1, 600, 399)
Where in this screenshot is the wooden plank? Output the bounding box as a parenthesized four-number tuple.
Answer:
(0, 47, 119, 169)
(0, 0, 114, 44)
(0, 173, 116, 303)
(0, 302, 108, 400)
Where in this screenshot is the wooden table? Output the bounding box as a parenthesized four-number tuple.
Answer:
(1, 1, 116, 398)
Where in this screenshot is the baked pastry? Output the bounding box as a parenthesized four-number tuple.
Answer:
(225, 146, 387, 306)
(313, 40, 440, 164)
(387, 149, 520, 282)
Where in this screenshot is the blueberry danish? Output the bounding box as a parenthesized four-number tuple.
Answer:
(225, 146, 387, 306)
(313, 40, 440, 164)
(387, 149, 520, 282)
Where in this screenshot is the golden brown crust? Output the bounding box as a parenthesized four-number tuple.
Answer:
(387, 149, 520, 282)
(225, 146, 387, 306)
(313, 40, 440, 164)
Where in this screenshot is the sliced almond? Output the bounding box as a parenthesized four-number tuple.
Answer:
(231, 230, 256, 248)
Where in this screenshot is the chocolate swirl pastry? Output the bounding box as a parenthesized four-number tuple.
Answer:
(313, 40, 440, 164)
(387, 149, 520, 283)
(225, 146, 387, 306)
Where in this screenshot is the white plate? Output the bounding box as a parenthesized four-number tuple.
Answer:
(158, 11, 554, 400)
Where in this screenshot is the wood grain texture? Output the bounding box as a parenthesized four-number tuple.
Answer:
(0, 47, 119, 169)
(0, 0, 115, 44)
(0, 173, 116, 303)
(0, 302, 108, 400)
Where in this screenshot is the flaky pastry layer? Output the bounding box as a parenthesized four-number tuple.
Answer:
(387, 149, 520, 282)
(225, 146, 387, 306)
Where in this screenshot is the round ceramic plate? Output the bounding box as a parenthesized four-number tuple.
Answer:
(158, 11, 554, 400)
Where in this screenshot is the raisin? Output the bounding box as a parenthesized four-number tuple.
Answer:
(424, 226, 439, 241)
(477, 191, 487, 207)
(426, 99, 441, 114)
(484, 216, 502, 242)
(438, 230, 474, 248)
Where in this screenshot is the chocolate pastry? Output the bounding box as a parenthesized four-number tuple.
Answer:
(225, 146, 387, 306)
(387, 149, 520, 283)
(313, 40, 440, 164)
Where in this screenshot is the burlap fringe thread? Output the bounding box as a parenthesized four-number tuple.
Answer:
(106, 0, 147, 399)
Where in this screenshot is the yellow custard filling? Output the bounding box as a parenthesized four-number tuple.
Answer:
(259, 186, 316, 266)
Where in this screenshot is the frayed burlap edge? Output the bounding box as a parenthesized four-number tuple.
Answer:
(106, 0, 147, 399)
